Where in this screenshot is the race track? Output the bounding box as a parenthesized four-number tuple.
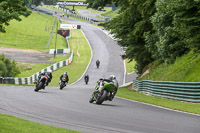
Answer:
(0, 8, 200, 133)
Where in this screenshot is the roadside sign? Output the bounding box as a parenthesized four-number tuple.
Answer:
(57, 30, 70, 37)
(60, 24, 81, 29)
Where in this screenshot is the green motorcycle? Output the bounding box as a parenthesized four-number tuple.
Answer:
(89, 78, 116, 104)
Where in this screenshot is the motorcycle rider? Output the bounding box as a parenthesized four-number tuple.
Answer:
(108, 75, 118, 100)
(84, 74, 89, 84)
(60, 72, 69, 84)
(96, 59, 100, 68)
(37, 70, 53, 88)
(96, 75, 118, 101)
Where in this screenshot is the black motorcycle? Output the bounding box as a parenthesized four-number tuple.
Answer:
(84, 75, 89, 85)
(96, 60, 100, 69)
(34, 75, 48, 92)
(59, 76, 68, 90)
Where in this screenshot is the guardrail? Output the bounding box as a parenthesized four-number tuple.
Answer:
(133, 80, 200, 102)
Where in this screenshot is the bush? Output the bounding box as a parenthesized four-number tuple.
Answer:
(0, 54, 20, 77)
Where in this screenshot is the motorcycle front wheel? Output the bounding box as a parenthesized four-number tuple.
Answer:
(60, 82, 65, 90)
(96, 90, 108, 105)
(34, 82, 43, 92)
(89, 96, 94, 103)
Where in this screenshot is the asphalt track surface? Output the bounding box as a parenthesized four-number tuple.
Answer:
(1, 8, 200, 133)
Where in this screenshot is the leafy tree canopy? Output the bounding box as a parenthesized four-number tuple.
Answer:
(0, 0, 31, 32)
(87, 0, 200, 74)
(0, 54, 20, 77)
(0, 0, 51, 33)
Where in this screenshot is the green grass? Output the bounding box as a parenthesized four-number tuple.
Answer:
(140, 51, 200, 82)
(125, 59, 136, 73)
(16, 54, 70, 78)
(0, 12, 66, 50)
(117, 87, 200, 115)
(0, 113, 79, 133)
(49, 29, 91, 86)
(16, 63, 50, 78)
(47, 54, 70, 62)
(14, 29, 91, 86)
(101, 8, 119, 18)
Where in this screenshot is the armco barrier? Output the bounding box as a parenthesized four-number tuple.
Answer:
(133, 80, 200, 102)
(1, 50, 73, 85)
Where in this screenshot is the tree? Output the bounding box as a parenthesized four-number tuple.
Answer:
(0, 54, 20, 77)
(105, 0, 156, 74)
(87, 0, 200, 74)
(145, 0, 200, 63)
(0, 0, 31, 32)
(0, 0, 53, 33)
(85, 0, 113, 9)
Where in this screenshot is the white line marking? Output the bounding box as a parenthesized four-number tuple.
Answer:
(116, 96, 200, 117)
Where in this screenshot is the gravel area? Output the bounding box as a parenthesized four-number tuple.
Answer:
(0, 47, 54, 64)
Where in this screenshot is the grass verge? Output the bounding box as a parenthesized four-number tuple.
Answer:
(0, 113, 79, 133)
(140, 50, 200, 82)
(125, 59, 136, 74)
(0, 12, 66, 50)
(12, 29, 91, 87)
(49, 29, 91, 86)
(117, 87, 200, 115)
(16, 63, 50, 78)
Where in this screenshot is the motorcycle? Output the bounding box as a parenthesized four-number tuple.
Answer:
(59, 76, 68, 90)
(34, 75, 48, 92)
(84, 76, 89, 85)
(89, 79, 115, 104)
(96, 60, 100, 69)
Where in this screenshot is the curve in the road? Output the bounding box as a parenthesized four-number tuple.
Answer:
(0, 7, 200, 133)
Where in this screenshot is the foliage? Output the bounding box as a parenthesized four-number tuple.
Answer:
(0, 54, 20, 77)
(85, 0, 113, 9)
(0, 0, 31, 32)
(139, 50, 200, 82)
(106, 0, 156, 74)
(87, 0, 200, 75)
(145, 0, 200, 64)
(0, 0, 59, 33)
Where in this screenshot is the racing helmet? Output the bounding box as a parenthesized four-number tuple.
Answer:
(47, 70, 52, 73)
(64, 72, 67, 75)
(109, 75, 116, 80)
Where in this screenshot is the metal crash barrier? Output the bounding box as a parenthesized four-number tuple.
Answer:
(133, 80, 200, 102)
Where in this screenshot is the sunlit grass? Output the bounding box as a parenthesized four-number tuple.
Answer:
(49, 29, 91, 86)
(117, 87, 200, 115)
(125, 59, 136, 73)
(140, 51, 200, 82)
(0, 113, 79, 133)
(0, 12, 66, 50)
